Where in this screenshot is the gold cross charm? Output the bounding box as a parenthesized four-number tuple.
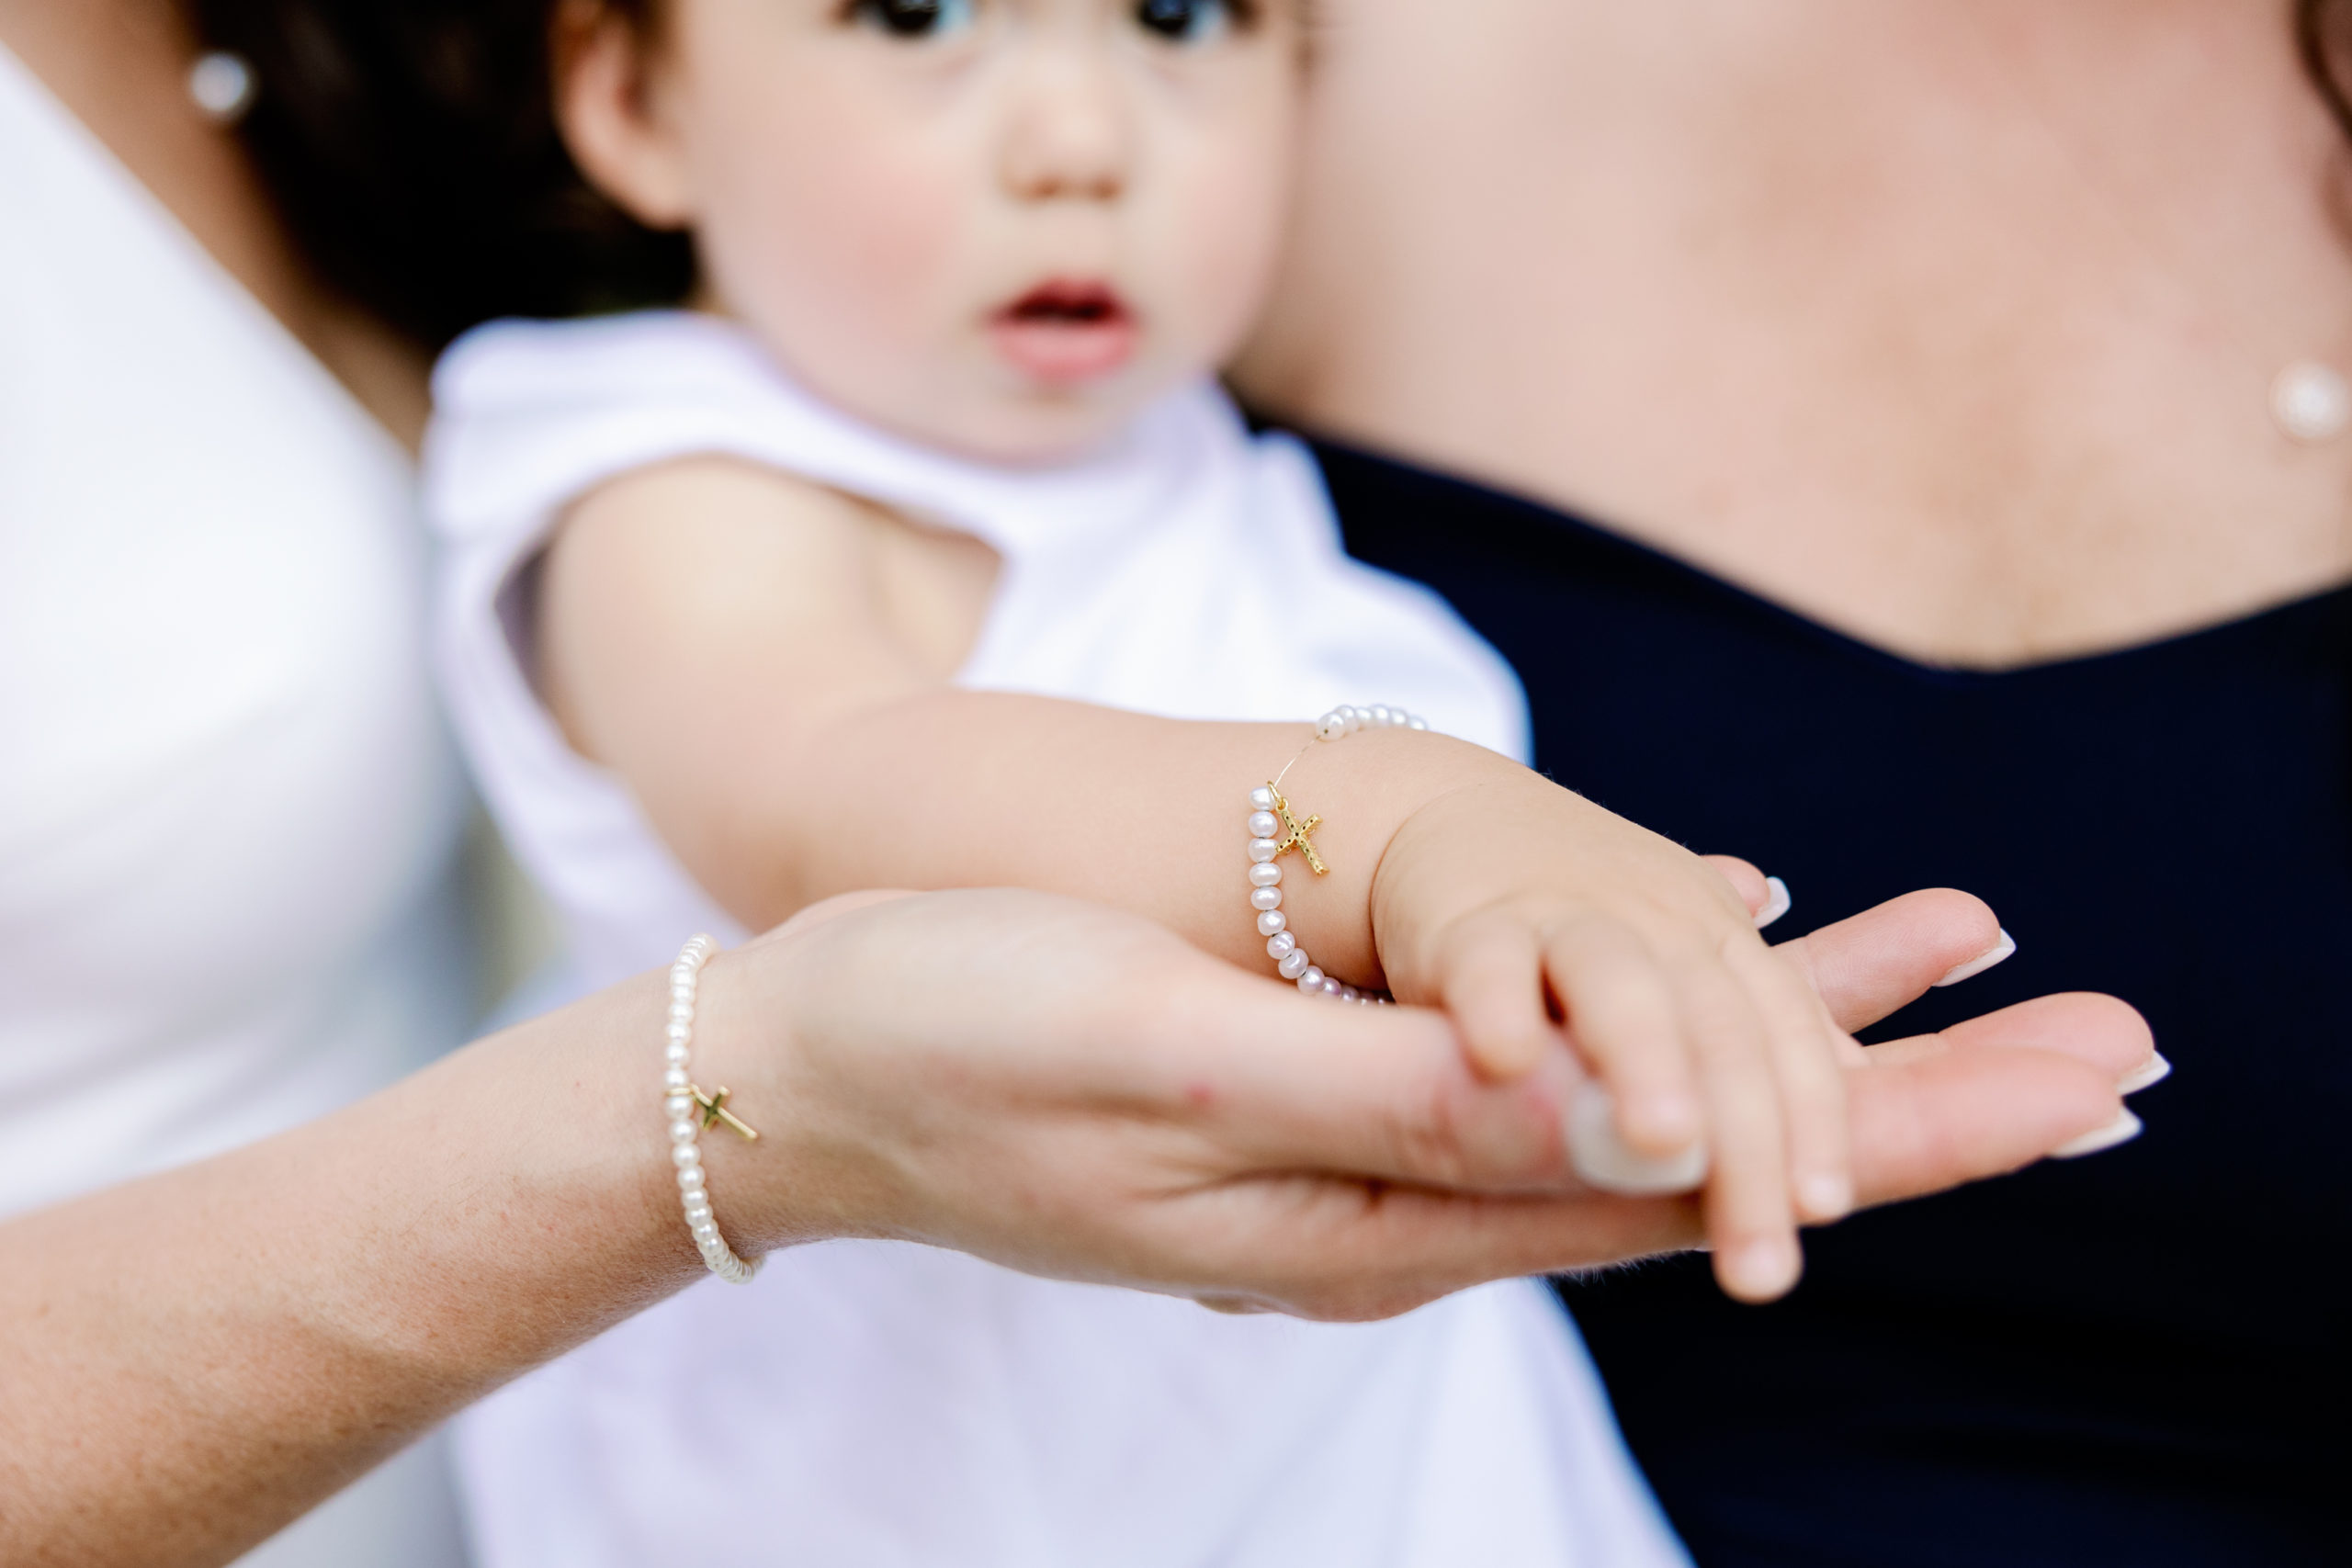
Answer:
(668, 1082, 762, 1141)
(1268, 785, 1329, 876)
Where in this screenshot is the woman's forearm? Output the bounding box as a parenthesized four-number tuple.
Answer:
(0, 971, 697, 1568)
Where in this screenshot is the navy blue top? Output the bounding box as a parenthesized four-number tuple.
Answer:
(1315, 440, 2351, 1567)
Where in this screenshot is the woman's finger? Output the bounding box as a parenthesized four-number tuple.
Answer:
(1163, 1175, 1700, 1321)
(1771, 888, 2007, 1033)
(1158, 973, 1586, 1193)
(1845, 1043, 2123, 1210)
(1862, 991, 2155, 1084)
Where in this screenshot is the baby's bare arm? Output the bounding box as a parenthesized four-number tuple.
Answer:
(539, 455, 1496, 981)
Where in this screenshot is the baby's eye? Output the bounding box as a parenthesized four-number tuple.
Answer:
(851, 0, 977, 39)
(1134, 0, 1243, 44)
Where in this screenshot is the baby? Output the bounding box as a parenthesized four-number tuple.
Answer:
(417, 0, 1853, 1562)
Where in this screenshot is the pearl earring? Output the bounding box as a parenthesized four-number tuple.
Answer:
(187, 51, 256, 126)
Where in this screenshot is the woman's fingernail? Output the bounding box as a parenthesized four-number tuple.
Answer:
(1567, 1083, 1709, 1195)
(1754, 875, 1792, 931)
(1932, 928, 2016, 987)
(1724, 1236, 1800, 1299)
(2118, 1051, 2171, 1095)
(2051, 1107, 2143, 1159)
(1797, 1170, 1851, 1222)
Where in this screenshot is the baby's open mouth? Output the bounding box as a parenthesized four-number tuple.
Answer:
(990, 280, 1137, 383)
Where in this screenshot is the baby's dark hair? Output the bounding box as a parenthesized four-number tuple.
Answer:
(191, 0, 691, 351)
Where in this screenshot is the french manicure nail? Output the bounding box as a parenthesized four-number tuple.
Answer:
(2118, 1052, 2171, 1095)
(1754, 875, 1792, 931)
(1567, 1083, 1709, 1195)
(1932, 928, 2016, 987)
(2051, 1107, 2143, 1159)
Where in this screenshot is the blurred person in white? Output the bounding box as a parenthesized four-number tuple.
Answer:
(0, 5, 475, 1564)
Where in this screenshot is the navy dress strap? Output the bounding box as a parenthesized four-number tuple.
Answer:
(1315, 437, 2351, 1567)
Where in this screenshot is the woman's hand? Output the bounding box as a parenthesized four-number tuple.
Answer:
(0, 883, 2139, 1568)
(695, 884, 2143, 1320)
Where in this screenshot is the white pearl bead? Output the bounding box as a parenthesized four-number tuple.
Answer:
(1340, 986, 1360, 1002)
(665, 1095, 693, 1119)
(1257, 909, 1286, 936)
(1247, 810, 1280, 840)
(666, 1022, 691, 1044)
(1250, 886, 1283, 912)
(1278, 948, 1310, 979)
(1368, 705, 1394, 728)
(1249, 863, 1282, 888)
(663, 1067, 691, 1091)
(1317, 711, 1349, 741)
(2274, 360, 2351, 442)
(1249, 785, 1276, 811)
(677, 1167, 706, 1191)
(1297, 966, 1326, 992)
(1321, 977, 1345, 997)
(664, 1043, 690, 1066)
(1248, 837, 1279, 863)
(684, 1198, 712, 1220)
(1267, 931, 1297, 961)
(1338, 706, 1363, 733)
(1407, 715, 1428, 731)
(670, 1120, 698, 1145)
(673, 1144, 701, 1169)
(692, 1222, 719, 1243)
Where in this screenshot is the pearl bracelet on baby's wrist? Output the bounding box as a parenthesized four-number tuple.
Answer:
(662, 934, 763, 1284)
(1245, 705, 1427, 1003)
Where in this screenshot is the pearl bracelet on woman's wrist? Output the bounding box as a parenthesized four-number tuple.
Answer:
(662, 934, 762, 1283)
(1245, 705, 1426, 1002)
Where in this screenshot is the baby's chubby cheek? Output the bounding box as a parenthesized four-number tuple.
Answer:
(695, 134, 979, 416)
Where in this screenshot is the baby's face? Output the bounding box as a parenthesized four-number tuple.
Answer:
(567, 0, 1304, 462)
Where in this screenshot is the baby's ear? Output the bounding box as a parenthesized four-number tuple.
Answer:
(551, 0, 698, 231)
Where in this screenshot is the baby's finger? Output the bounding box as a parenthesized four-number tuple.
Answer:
(1543, 919, 1701, 1157)
(1697, 857, 1790, 930)
(1732, 942, 1853, 1223)
(1672, 957, 1802, 1301)
(1435, 909, 1555, 1080)
(1699, 855, 1768, 914)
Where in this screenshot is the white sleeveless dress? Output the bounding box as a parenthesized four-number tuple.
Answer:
(0, 44, 475, 1568)
(426, 311, 1689, 1568)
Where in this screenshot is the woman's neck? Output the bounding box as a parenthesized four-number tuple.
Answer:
(0, 0, 430, 449)
(1240, 0, 2352, 668)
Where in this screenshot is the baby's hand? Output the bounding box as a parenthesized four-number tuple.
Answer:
(1372, 773, 1854, 1302)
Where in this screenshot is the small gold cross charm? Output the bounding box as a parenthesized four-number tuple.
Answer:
(667, 1082, 762, 1141)
(1268, 785, 1329, 876)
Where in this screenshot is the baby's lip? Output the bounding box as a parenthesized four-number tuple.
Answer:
(989, 279, 1137, 383)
